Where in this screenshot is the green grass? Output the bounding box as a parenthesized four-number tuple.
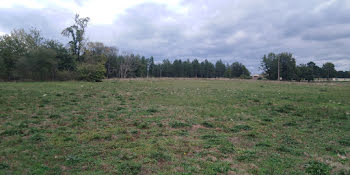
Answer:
(0, 79, 350, 174)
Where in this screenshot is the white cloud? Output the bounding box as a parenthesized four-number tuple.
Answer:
(313, 0, 337, 13)
(226, 31, 247, 45)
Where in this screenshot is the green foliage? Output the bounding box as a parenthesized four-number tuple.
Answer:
(116, 161, 142, 175)
(202, 121, 215, 128)
(237, 150, 257, 162)
(229, 62, 251, 78)
(170, 121, 190, 128)
(305, 161, 331, 175)
(261, 52, 297, 80)
(149, 151, 171, 161)
(56, 70, 77, 81)
(77, 63, 105, 82)
(230, 125, 252, 133)
(61, 14, 90, 61)
(338, 138, 350, 146)
(322, 62, 337, 79)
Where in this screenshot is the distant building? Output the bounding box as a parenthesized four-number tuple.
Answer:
(252, 74, 263, 80)
(314, 78, 350, 82)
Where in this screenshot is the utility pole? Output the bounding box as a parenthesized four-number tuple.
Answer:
(278, 57, 280, 81)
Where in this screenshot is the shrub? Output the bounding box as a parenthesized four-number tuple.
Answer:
(240, 74, 252, 79)
(77, 63, 105, 82)
(56, 70, 77, 81)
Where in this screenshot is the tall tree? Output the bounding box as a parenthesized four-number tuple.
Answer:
(45, 40, 76, 71)
(0, 28, 42, 80)
(261, 52, 296, 80)
(62, 14, 90, 62)
(278, 53, 297, 81)
(192, 59, 200, 78)
(307, 61, 321, 78)
(260, 53, 278, 80)
(148, 56, 155, 77)
(296, 64, 313, 81)
(230, 62, 250, 78)
(322, 62, 337, 79)
(215, 60, 226, 77)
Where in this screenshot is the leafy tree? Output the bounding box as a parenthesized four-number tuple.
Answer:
(62, 14, 90, 62)
(337, 71, 350, 78)
(278, 53, 297, 81)
(230, 62, 250, 78)
(45, 40, 76, 71)
(307, 61, 322, 78)
(296, 64, 313, 81)
(0, 28, 42, 80)
(260, 53, 278, 80)
(17, 48, 58, 81)
(260, 52, 296, 80)
(322, 62, 337, 79)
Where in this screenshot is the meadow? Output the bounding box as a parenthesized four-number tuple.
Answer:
(0, 79, 349, 174)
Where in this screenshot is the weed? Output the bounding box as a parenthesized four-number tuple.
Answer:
(0, 163, 9, 169)
(304, 161, 331, 175)
(237, 150, 257, 162)
(65, 155, 81, 165)
(170, 121, 189, 128)
(339, 138, 350, 146)
(202, 121, 215, 128)
(146, 108, 158, 113)
(137, 122, 149, 129)
(49, 114, 61, 119)
(116, 161, 142, 175)
(149, 151, 171, 161)
(230, 125, 252, 133)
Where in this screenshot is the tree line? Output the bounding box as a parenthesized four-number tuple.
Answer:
(0, 14, 250, 82)
(261, 52, 350, 81)
(1, 14, 348, 82)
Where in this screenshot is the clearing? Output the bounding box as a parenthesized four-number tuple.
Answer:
(0, 79, 349, 174)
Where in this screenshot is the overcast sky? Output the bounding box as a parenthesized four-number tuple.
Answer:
(1, 0, 350, 73)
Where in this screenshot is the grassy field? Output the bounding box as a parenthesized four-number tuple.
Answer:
(0, 79, 349, 174)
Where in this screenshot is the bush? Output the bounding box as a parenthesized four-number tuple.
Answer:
(77, 63, 105, 82)
(240, 74, 252, 79)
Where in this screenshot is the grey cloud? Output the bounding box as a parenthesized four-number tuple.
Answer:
(1, 0, 350, 73)
(0, 8, 73, 41)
